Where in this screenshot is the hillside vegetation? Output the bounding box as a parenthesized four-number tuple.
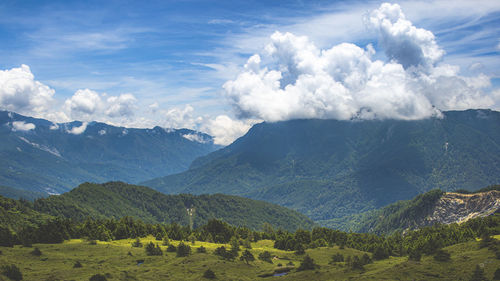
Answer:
(144, 109, 500, 226)
(32, 182, 315, 231)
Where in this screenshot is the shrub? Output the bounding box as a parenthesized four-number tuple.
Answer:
(361, 253, 372, 265)
(470, 264, 487, 281)
(330, 253, 344, 263)
(258, 251, 273, 263)
(203, 269, 216, 279)
(239, 250, 255, 264)
(294, 244, 305, 255)
(494, 267, 500, 280)
(89, 273, 107, 281)
(31, 247, 42, 256)
(162, 236, 170, 246)
(297, 255, 317, 271)
(433, 249, 451, 262)
(214, 246, 236, 261)
(372, 245, 389, 260)
(131, 238, 142, 248)
(145, 242, 163, 256)
(73, 261, 83, 268)
(197, 246, 207, 253)
(176, 242, 191, 257)
(408, 248, 422, 262)
(1, 264, 23, 281)
(166, 244, 176, 252)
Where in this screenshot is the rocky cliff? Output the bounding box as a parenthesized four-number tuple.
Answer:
(424, 190, 500, 225)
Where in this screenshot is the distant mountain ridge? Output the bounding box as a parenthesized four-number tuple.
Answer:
(32, 181, 315, 231)
(144, 109, 500, 226)
(0, 111, 219, 194)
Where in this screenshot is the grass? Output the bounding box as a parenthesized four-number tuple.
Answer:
(0, 237, 499, 280)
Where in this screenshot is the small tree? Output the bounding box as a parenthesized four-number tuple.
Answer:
(258, 251, 273, 263)
(162, 235, 170, 246)
(166, 244, 176, 252)
(297, 255, 317, 271)
(31, 247, 42, 256)
(243, 238, 252, 249)
(433, 249, 451, 262)
(189, 234, 196, 245)
(294, 244, 305, 255)
(408, 248, 422, 262)
(471, 264, 488, 281)
(230, 236, 240, 253)
(330, 253, 344, 263)
(197, 246, 207, 253)
(203, 269, 216, 279)
(373, 245, 389, 260)
(240, 250, 255, 265)
(1, 264, 23, 281)
(494, 267, 500, 280)
(361, 253, 372, 265)
(131, 238, 142, 248)
(145, 242, 163, 256)
(176, 242, 191, 257)
(89, 273, 107, 281)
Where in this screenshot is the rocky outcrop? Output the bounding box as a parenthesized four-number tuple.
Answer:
(424, 191, 500, 226)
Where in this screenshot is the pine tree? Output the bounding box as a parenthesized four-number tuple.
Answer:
(240, 250, 255, 264)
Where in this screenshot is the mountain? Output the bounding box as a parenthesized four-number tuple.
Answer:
(33, 181, 315, 231)
(329, 186, 500, 234)
(143, 109, 500, 225)
(0, 111, 219, 194)
(0, 185, 47, 201)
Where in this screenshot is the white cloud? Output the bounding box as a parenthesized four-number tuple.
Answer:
(66, 122, 88, 135)
(160, 105, 203, 129)
(182, 133, 209, 144)
(222, 3, 494, 123)
(0, 65, 55, 117)
(202, 115, 257, 145)
(64, 89, 137, 124)
(11, 121, 36, 131)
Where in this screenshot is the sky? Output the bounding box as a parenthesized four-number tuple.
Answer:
(0, 0, 499, 145)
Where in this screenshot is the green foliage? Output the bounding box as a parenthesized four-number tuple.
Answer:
(471, 265, 488, 281)
(145, 242, 163, 256)
(73, 261, 82, 268)
(1, 264, 23, 281)
(196, 246, 207, 253)
(494, 268, 500, 280)
(176, 242, 191, 257)
(89, 273, 107, 281)
(214, 246, 236, 261)
(166, 244, 176, 252)
(239, 250, 255, 264)
(258, 251, 273, 263)
(131, 238, 142, 248)
(294, 244, 305, 255)
(330, 253, 344, 263)
(202, 269, 216, 279)
(30, 247, 42, 256)
(433, 249, 451, 262)
(33, 182, 313, 231)
(297, 255, 317, 271)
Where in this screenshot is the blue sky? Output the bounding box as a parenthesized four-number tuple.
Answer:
(0, 0, 499, 144)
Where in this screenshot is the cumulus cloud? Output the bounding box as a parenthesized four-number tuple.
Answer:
(0, 65, 55, 117)
(11, 121, 36, 131)
(64, 89, 137, 123)
(66, 122, 88, 135)
(202, 115, 258, 145)
(160, 105, 203, 129)
(223, 3, 494, 123)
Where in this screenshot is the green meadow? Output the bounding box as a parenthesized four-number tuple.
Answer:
(1, 236, 499, 281)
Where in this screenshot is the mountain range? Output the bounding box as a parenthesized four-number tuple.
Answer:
(0, 111, 219, 195)
(144, 109, 500, 227)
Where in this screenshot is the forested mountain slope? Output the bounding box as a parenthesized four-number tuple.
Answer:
(0, 111, 219, 194)
(33, 182, 315, 231)
(144, 109, 500, 225)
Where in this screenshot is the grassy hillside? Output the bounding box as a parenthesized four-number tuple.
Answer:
(143, 110, 500, 225)
(33, 182, 315, 231)
(0, 236, 498, 280)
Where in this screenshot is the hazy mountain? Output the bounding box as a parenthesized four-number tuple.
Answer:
(0, 185, 47, 201)
(32, 181, 315, 231)
(0, 111, 219, 194)
(144, 109, 500, 225)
